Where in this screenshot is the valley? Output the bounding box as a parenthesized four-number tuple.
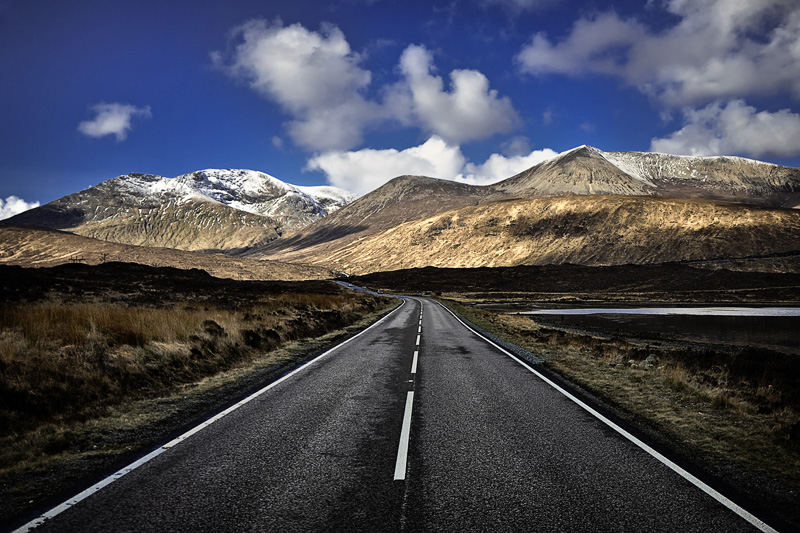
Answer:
(4, 145, 800, 530)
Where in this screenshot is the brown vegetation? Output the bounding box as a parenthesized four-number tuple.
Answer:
(0, 224, 332, 280)
(348, 262, 800, 301)
(272, 195, 800, 275)
(0, 263, 395, 527)
(0, 294, 376, 438)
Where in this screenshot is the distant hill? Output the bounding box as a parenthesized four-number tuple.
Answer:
(8, 169, 356, 254)
(0, 223, 332, 281)
(8, 147, 800, 274)
(251, 147, 800, 269)
(253, 195, 800, 275)
(496, 146, 800, 207)
(256, 175, 488, 262)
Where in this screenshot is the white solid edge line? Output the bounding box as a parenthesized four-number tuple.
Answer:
(393, 391, 415, 480)
(435, 301, 778, 533)
(14, 299, 408, 533)
(411, 350, 419, 374)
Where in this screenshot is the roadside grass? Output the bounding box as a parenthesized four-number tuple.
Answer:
(441, 298, 800, 524)
(0, 293, 392, 477)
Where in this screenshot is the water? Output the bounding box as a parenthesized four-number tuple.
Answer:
(520, 307, 800, 317)
(522, 308, 800, 354)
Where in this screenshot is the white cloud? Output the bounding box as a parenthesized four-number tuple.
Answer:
(456, 148, 557, 185)
(212, 19, 383, 151)
(306, 136, 466, 195)
(650, 100, 800, 157)
(78, 103, 151, 141)
(0, 195, 39, 220)
(388, 45, 520, 144)
(517, 13, 646, 77)
(306, 136, 557, 194)
(516, 0, 800, 107)
(214, 21, 520, 151)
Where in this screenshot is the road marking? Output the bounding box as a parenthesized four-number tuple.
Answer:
(417, 325, 422, 333)
(13, 300, 408, 533)
(411, 350, 419, 374)
(435, 301, 778, 533)
(415, 334, 420, 346)
(394, 391, 415, 480)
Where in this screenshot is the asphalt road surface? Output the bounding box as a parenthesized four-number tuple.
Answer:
(19, 298, 773, 532)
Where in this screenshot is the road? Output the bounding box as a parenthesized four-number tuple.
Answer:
(18, 297, 773, 532)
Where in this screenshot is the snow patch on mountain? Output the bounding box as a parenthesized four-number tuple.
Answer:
(297, 185, 359, 213)
(97, 169, 356, 225)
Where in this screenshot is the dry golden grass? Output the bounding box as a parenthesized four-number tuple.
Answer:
(0, 292, 386, 444)
(294, 196, 800, 274)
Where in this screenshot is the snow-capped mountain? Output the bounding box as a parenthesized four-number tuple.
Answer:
(496, 145, 800, 207)
(251, 146, 800, 268)
(8, 169, 357, 254)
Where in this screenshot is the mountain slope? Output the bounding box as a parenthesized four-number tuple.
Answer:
(253, 146, 800, 265)
(255, 175, 489, 261)
(498, 146, 800, 206)
(9, 169, 356, 254)
(0, 223, 332, 280)
(491, 146, 656, 197)
(279, 195, 800, 275)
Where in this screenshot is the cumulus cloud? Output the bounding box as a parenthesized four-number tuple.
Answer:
(516, 0, 800, 107)
(214, 21, 519, 151)
(0, 196, 39, 220)
(306, 136, 557, 194)
(306, 136, 466, 195)
(650, 100, 800, 158)
(78, 103, 151, 141)
(212, 19, 382, 151)
(456, 148, 558, 185)
(388, 45, 520, 144)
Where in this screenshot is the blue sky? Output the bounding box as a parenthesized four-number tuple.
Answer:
(2, 0, 800, 217)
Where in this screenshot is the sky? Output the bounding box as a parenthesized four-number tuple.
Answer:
(2, 0, 800, 218)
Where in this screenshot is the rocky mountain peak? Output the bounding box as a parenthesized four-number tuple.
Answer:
(8, 168, 357, 255)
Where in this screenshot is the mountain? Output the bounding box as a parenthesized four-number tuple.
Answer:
(496, 146, 800, 207)
(0, 223, 333, 280)
(8, 169, 356, 254)
(276, 195, 800, 275)
(257, 175, 488, 261)
(251, 147, 800, 267)
(9, 146, 799, 273)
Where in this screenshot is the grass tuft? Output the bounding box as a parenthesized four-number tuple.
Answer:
(0, 293, 387, 446)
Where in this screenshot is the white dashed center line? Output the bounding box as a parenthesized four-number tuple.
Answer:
(394, 304, 424, 481)
(393, 391, 415, 480)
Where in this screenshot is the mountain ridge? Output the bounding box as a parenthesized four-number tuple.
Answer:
(9, 146, 800, 274)
(0, 223, 333, 280)
(496, 145, 800, 206)
(9, 168, 356, 254)
(266, 195, 800, 275)
(251, 147, 800, 266)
